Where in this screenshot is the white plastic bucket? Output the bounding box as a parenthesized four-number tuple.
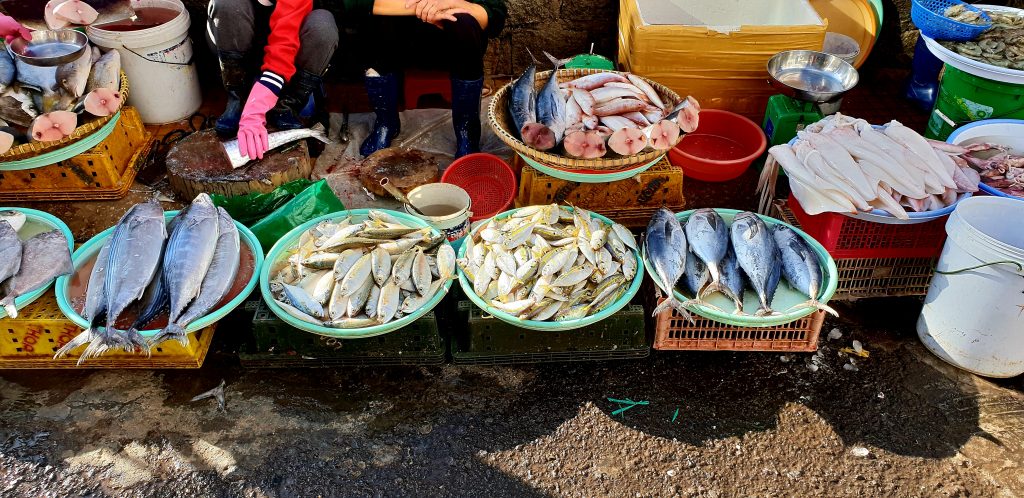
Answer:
(403, 183, 472, 250)
(917, 196, 1024, 378)
(823, 32, 861, 66)
(87, 0, 201, 124)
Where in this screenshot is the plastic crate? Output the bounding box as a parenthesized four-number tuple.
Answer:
(775, 202, 937, 300)
(0, 291, 215, 369)
(0, 106, 152, 202)
(650, 298, 824, 352)
(238, 300, 446, 367)
(786, 195, 948, 259)
(452, 301, 649, 364)
(515, 156, 685, 228)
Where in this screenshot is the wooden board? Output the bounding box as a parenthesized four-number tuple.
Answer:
(165, 129, 312, 200)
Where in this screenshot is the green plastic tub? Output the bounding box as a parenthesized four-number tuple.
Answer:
(641, 209, 838, 328)
(926, 64, 1024, 140)
(55, 210, 264, 337)
(456, 206, 645, 332)
(0, 208, 74, 319)
(259, 209, 454, 339)
(518, 152, 663, 183)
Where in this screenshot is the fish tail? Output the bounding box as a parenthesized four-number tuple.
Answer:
(652, 297, 695, 325)
(120, 328, 151, 355)
(542, 51, 573, 69)
(149, 323, 188, 349)
(309, 123, 331, 144)
(811, 299, 839, 317)
(754, 307, 782, 318)
(53, 328, 94, 359)
(1, 297, 17, 318)
(524, 47, 539, 64)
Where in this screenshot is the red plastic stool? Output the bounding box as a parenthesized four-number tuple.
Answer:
(404, 69, 451, 109)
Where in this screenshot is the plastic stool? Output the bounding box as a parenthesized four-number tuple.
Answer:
(404, 69, 451, 109)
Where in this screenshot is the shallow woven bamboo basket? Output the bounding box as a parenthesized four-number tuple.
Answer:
(0, 71, 129, 162)
(488, 68, 682, 171)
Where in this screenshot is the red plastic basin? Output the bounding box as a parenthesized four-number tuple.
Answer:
(669, 109, 767, 182)
(441, 153, 517, 222)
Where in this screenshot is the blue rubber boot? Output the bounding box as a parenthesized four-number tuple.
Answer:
(269, 70, 322, 131)
(451, 77, 483, 158)
(360, 73, 401, 157)
(214, 51, 248, 138)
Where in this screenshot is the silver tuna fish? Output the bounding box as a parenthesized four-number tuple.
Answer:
(224, 123, 331, 169)
(0, 221, 22, 284)
(645, 207, 693, 322)
(706, 246, 745, 314)
(684, 208, 728, 284)
(680, 247, 707, 298)
(772, 225, 837, 316)
(163, 194, 220, 344)
(154, 207, 240, 346)
(509, 49, 537, 139)
(54, 239, 111, 359)
(1, 230, 71, 318)
(730, 212, 781, 317)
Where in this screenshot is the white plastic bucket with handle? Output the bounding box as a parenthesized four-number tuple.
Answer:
(917, 196, 1024, 378)
(87, 0, 201, 124)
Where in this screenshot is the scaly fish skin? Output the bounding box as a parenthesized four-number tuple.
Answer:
(730, 212, 782, 317)
(646, 207, 690, 321)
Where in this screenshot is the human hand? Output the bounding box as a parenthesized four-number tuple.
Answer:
(237, 83, 279, 160)
(406, 0, 466, 24)
(0, 15, 32, 44)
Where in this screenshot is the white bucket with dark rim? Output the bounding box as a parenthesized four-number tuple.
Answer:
(404, 183, 473, 250)
(87, 0, 201, 124)
(917, 196, 1024, 378)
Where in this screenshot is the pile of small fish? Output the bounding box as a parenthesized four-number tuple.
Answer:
(509, 51, 700, 159)
(268, 211, 454, 328)
(646, 208, 836, 320)
(0, 210, 72, 318)
(457, 204, 639, 322)
(0, 40, 122, 152)
(759, 113, 983, 219)
(56, 194, 241, 361)
(939, 9, 1024, 70)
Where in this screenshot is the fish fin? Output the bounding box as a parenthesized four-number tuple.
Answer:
(525, 47, 539, 64)
(308, 123, 332, 144)
(754, 307, 782, 317)
(652, 297, 695, 325)
(680, 297, 727, 315)
(542, 51, 572, 70)
(149, 323, 189, 348)
(3, 303, 16, 318)
(120, 328, 151, 355)
(53, 328, 94, 359)
(783, 299, 839, 317)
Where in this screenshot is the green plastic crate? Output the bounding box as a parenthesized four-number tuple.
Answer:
(451, 301, 649, 365)
(239, 300, 446, 367)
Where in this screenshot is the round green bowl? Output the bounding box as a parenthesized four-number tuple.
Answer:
(0, 207, 74, 319)
(642, 209, 838, 327)
(456, 206, 645, 331)
(0, 112, 121, 171)
(519, 152, 663, 183)
(260, 209, 453, 339)
(55, 210, 264, 337)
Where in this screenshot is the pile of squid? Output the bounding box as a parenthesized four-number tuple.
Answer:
(758, 113, 983, 219)
(457, 204, 639, 322)
(509, 51, 700, 159)
(947, 144, 1024, 198)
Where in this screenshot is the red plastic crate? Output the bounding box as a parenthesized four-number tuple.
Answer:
(786, 195, 948, 259)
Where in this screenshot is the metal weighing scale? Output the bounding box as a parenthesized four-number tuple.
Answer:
(762, 50, 860, 147)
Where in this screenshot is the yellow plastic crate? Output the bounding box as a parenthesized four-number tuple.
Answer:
(0, 291, 215, 369)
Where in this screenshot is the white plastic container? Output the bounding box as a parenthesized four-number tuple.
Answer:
(823, 32, 861, 66)
(917, 196, 1024, 377)
(87, 0, 201, 124)
(403, 183, 472, 250)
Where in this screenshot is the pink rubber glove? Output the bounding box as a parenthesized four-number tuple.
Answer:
(237, 83, 279, 161)
(0, 15, 31, 44)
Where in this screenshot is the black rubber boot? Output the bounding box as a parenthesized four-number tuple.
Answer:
(268, 70, 322, 131)
(360, 73, 401, 157)
(451, 77, 483, 158)
(215, 52, 248, 138)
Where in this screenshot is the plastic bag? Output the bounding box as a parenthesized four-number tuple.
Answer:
(213, 179, 345, 252)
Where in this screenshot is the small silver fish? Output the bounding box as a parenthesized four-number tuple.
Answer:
(224, 123, 332, 168)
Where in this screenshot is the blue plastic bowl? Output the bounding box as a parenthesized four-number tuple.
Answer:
(55, 211, 264, 337)
(947, 119, 1024, 201)
(911, 0, 991, 42)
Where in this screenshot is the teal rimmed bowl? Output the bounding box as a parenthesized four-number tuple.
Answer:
(260, 208, 453, 339)
(55, 210, 264, 336)
(0, 207, 74, 319)
(456, 206, 645, 331)
(642, 208, 838, 327)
